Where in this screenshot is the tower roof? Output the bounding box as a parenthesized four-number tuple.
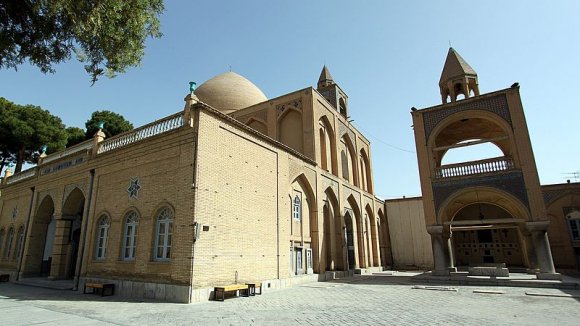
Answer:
(317, 65, 334, 88)
(439, 47, 477, 85)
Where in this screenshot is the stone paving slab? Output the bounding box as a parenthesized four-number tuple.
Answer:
(1, 276, 580, 325)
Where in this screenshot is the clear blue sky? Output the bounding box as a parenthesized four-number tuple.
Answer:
(1, 1, 579, 199)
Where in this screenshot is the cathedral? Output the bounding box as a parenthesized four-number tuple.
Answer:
(1, 48, 579, 303)
(0, 66, 387, 302)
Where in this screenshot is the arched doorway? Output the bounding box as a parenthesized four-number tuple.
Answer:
(323, 188, 344, 271)
(323, 203, 333, 271)
(22, 195, 55, 277)
(451, 203, 524, 267)
(57, 188, 85, 279)
(344, 211, 356, 270)
(366, 205, 380, 267)
(289, 175, 316, 275)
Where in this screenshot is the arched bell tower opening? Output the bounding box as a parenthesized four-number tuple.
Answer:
(439, 47, 480, 104)
(316, 65, 349, 118)
(412, 48, 560, 279)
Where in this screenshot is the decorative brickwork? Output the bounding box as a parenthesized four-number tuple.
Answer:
(276, 98, 302, 118)
(423, 94, 512, 140)
(338, 120, 356, 142)
(563, 206, 580, 216)
(544, 189, 580, 205)
(236, 109, 268, 124)
(320, 174, 339, 196)
(63, 183, 87, 204)
(432, 171, 530, 215)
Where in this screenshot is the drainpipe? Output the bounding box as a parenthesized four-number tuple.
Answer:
(17, 186, 36, 280)
(188, 101, 201, 303)
(276, 156, 280, 280)
(73, 169, 95, 290)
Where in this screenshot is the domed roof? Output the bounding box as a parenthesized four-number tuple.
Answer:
(194, 72, 267, 114)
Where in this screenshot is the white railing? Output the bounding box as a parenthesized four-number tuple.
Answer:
(6, 167, 36, 184)
(42, 140, 93, 164)
(435, 156, 515, 179)
(97, 112, 184, 154)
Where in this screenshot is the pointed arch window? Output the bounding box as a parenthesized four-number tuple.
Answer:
(122, 211, 139, 261)
(319, 126, 328, 171)
(0, 229, 5, 260)
(292, 196, 302, 221)
(14, 227, 25, 261)
(4, 227, 14, 259)
(154, 207, 173, 261)
(567, 211, 580, 241)
(95, 215, 110, 260)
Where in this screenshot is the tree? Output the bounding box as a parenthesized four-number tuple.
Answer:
(0, 97, 67, 172)
(0, 145, 16, 177)
(65, 126, 86, 147)
(85, 110, 133, 139)
(0, 0, 164, 83)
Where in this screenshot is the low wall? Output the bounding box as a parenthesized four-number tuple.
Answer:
(81, 274, 324, 303)
(80, 277, 192, 303)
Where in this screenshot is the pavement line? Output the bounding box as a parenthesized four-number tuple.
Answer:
(411, 285, 458, 292)
(525, 292, 580, 298)
(473, 289, 505, 294)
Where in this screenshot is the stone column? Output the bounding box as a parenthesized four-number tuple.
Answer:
(49, 216, 71, 280)
(446, 232, 456, 271)
(427, 225, 454, 276)
(521, 228, 539, 273)
(526, 221, 561, 280)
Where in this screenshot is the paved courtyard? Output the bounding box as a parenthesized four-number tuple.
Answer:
(1, 275, 580, 325)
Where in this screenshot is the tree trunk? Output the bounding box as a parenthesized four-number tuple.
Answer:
(0, 156, 5, 176)
(15, 146, 25, 173)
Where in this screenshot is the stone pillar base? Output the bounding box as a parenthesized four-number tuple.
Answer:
(536, 272, 562, 280)
(527, 268, 540, 275)
(432, 270, 449, 276)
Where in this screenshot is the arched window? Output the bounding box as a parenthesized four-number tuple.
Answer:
(0, 229, 4, 260)
(95, 215, 110, 260)
(341, 149, 349, 180)
(292, 196, 301, 221)
(122, 211, 139, 261)
(319, 126, 328, 171)
(14, 227, 25, 261)
(339, 98, 347, 116)
(154, 207, 173, 261)
(567, 211, 580, 241)
(4, 227, 14, 259)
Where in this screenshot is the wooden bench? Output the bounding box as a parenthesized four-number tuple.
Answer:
(84, 282, 115, 296)
(214, 284, 249, 301)
(246, 282, 262, 296)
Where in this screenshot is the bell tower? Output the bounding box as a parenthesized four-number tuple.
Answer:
(411, 48, 560, 280)
(316, 66, 349, 118)
(439, 48, 480, 103)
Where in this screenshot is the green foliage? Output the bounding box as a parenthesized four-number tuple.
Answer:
(0, 97, 67, 172)
(65, 126, 86, 147)
(85, 110, 133, 139)
(0, 0, 164, 83)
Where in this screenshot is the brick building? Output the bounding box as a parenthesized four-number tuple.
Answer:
(0, 68, 388, 302)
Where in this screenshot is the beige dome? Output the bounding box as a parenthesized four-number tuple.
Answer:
(194, 72, 267, 114)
